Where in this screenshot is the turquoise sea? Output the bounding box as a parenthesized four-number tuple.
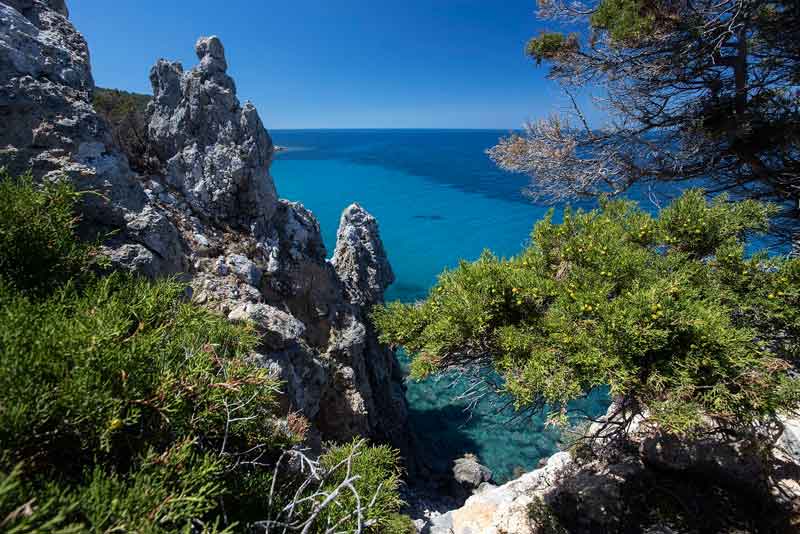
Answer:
(269, 129, 617, 482)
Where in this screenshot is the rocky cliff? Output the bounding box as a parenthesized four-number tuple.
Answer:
(0, 0, 413, 464)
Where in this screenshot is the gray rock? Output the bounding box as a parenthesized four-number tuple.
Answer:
(228, 302, 305, 349)
(1, 0, 416, 476)
(226, 253, 261, 286)
(428, 511, 454, 534)
(452, 454, 493, 496)
(332, 203, 394, 306)
(147, 35, 278, 229)
(778, 417, 800, 463)
(0, 0, 186, 276)
(193, 233, 210, 248)
(450, 452, 573, 534)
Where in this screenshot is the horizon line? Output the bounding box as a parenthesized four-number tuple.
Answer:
(269, 127, 522, 131)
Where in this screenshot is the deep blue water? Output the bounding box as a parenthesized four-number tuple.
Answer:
(268, 129, 650, 481)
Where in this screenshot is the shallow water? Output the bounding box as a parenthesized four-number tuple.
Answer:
(270, 130, 619, 481)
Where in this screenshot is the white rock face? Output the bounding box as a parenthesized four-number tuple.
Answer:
(451, 452, 572, 534)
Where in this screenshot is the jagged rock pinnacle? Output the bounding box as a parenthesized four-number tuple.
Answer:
(332, 203, 395, 306)
(147, 35, 277, 229)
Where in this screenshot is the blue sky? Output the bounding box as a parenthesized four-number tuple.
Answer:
(70, 0, 593, 129)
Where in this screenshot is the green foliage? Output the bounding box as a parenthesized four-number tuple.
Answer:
(0, 269, 289, 531)
(0, 272, 281, 469)
(526, 32, 571, 64)
(0, 464, 81, 534)
(0, 172, 406, 532)
(317, 440, 405, 532)
(0, 169, 95, 296)
(92, 88, 150, 124)
(383, 513, 418, 534)
(374, 191, 800, 435)
(67, 442, 231, 534)
(590, 0, 656, 43)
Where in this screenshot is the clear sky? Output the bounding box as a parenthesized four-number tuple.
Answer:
(70, 0, 592, 129)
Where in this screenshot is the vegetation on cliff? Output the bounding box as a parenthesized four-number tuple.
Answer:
(92, 88, 156, 174)
(374, 191, 800, 437)
(0, 170, 408, 533)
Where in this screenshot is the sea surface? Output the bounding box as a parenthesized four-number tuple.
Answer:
(269, 129, 655, 482)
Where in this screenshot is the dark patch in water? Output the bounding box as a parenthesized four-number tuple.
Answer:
(413, 214, 444, 221)
(408, 403, 482, 475)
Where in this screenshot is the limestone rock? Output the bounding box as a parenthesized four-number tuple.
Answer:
(147, 35, 278, 229)
(228, 302, 305, 349)
(332, 203, 394, 306)
(778, 417, 800, 463)
(451, 452, 572, 534)
(226, 254, 262, 286)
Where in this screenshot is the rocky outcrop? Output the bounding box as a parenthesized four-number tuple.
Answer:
(147, 35, 278, 230)
(0, 0, 186, 277)
(0, 0, 414, 466)
(451, 452, 574, 534)
(452, 454, 494, 500)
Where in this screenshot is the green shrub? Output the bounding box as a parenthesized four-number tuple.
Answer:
(0, 172, 406, 532)
(317, 440, 404, 531)
(383, 513, 418, 534)
(590, 0, 657, 43)
(526, 33, 568, 64)
(0, 170, 95, 296)
(374, 191, 800, 436)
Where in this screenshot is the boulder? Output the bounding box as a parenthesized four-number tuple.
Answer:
(452, 454, 493, 498)
(228, 302, 305, 349)
(226, 254, 262, 286)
